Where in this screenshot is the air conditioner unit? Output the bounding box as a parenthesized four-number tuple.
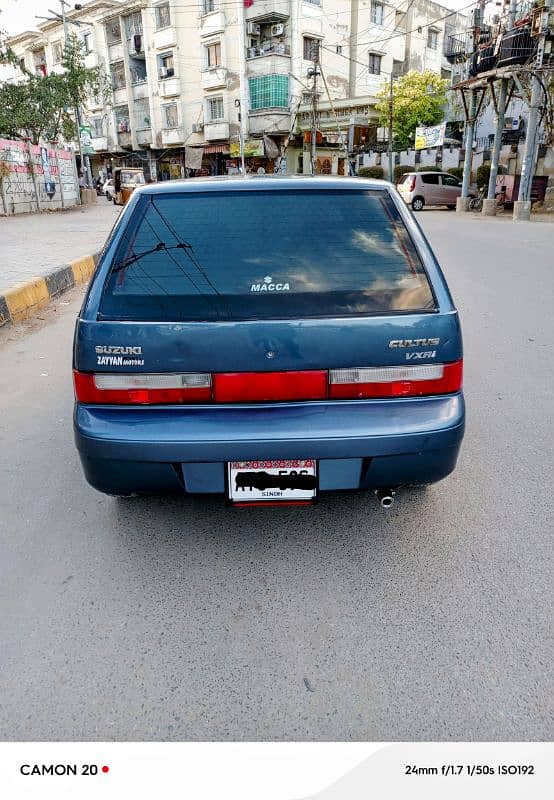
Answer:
(247, 46, 258, 58)
(247, 22, 260, 36)
(271, 23, 285, 37)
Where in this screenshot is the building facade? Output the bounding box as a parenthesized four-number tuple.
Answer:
(6, 0, 468, 178)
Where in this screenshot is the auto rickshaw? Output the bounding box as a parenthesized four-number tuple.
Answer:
(112, 167, 145, 206)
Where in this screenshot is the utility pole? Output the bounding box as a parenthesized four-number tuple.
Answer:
(349, 0, 359, 98)
(60, 0, 92, 188)
(513, 0, 552, 220)
(457, 0, 487, 212)
(308, 41, 320, 175)
(513, 0, 551, 220)
(234, 99, 246, 175)
(483, 0, 518, 215)
(236, 0, 248, 175)
(387, 71, 394, 181)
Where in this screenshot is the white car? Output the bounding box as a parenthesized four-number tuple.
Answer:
(103, 178, 114, 201)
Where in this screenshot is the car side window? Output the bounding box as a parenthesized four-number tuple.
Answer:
(441, 174, 460, 186)
(421, 174, 439, 184)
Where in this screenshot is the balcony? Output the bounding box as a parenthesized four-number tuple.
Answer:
(246, 49, 291, 78)
(113, 87, 128, 106)
(444, 33, 470, 64)
(136, 129, 152, 146)
(128, 35, 145, 57)
(248, 110, 290, 135)
(132, 81, 149, 100)
(108, 42, 125, 62)
(153, 26, 177, 49)
(91, 136, 108, 152)
(159, 77, 181, 97)
(245, 1, 290, 21)
(200, 10, 226, 38)
(204, 121, 230, 141)
(201, 67, 227, 90)
(161, 126, 184, 146)
(117, 131, 133, 149)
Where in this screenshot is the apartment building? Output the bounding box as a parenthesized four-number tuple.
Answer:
(6, 0, 468, 178)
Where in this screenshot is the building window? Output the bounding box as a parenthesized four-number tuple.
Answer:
(105, 20, 121, 45)
(207, 95, 224, 121)
(81, 32, 93, 54)
(163, 103, 178, 128)
(124, 11, 143, 38)
(303, 36, 319, 61)
(90, 117, 104, 137)
(134, 98, 151, 130)
(304, 0, 321, 5)
(395, 11, 407, 31)
(371, 1, 385, 26)
(336, 45, 342, 55)
(202, 0, 217, 13)
(111, 61, 126, 90)
(248, 74, 289, 110)
(18, 56, 26, 71)
(368, 53, 382, 75)
(205, 41, 221, 68)
(114, 106, 130, 133)
(155, 3, 171, 29)
(392, 59, 404, 77)
(52, 41, 63, 64)
(158, 52, 174, 78)
(427, 28, 439, 50)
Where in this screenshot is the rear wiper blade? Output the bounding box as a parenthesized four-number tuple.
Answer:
(111, 241, 192, 273)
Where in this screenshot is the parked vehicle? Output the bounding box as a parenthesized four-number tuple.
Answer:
(111, 167, 145, 206)
(73, 176, 465, 506)
(103, 178, 114, 201)
(397, 171, 475, 211)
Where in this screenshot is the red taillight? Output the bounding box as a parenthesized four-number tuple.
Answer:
(73, 371, 212, 404)
(408, 176, 416, 191)
(74, 361, 462, 405)
(213, 370, 328, 403)
(329, 360, 463, 399)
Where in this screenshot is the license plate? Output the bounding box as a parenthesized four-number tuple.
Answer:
(228, 459, 317, 503)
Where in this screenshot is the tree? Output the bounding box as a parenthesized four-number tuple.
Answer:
(375, 70, 448, 151)
(0, 33, 110, 145)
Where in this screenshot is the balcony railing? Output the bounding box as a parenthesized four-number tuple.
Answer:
(444, 34, 470, 64)
(247, 42, 290, 59)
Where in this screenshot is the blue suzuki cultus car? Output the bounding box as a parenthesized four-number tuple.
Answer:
(73, 176, 464, 507)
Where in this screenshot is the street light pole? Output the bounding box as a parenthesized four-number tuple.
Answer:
(387, 71, 394, 181)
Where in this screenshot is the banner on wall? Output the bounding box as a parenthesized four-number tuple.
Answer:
(414, 122, 446, 150)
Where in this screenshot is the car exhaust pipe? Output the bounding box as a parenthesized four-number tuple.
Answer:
(375, 488, 395, 509)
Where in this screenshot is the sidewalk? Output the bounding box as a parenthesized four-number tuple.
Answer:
(0, 201, 120, 288)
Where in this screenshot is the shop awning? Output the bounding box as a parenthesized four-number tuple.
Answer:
(202, 143, 230, 154)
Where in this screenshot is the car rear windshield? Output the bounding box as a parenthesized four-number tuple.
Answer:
(99, 188, 436, 321)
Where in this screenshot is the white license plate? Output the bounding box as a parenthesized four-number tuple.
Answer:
(228, 460, 317, 503)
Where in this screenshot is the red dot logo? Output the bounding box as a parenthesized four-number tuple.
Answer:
(102, 766, 109, 774)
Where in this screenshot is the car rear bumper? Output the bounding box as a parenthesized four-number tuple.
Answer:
(74, 394, 465, 495)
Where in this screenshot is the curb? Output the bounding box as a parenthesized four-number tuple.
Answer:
(0, 252, 99, 328)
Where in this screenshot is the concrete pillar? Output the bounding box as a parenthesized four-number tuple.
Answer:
(483, 78, 508, 217)
(513, 200, 531, 221)
(458, 89, 476, 213)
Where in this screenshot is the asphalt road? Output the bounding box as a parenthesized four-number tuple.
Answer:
(0, 211, 552, 741)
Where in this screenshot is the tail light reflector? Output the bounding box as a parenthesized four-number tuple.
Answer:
(213, 370, 327, 403)
(329, 360, 463, 399)
(408, 176, 416, 191)
(73, 371, 212, 404)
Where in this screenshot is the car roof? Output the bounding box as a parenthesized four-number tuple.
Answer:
(131, 174, 393, 196)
